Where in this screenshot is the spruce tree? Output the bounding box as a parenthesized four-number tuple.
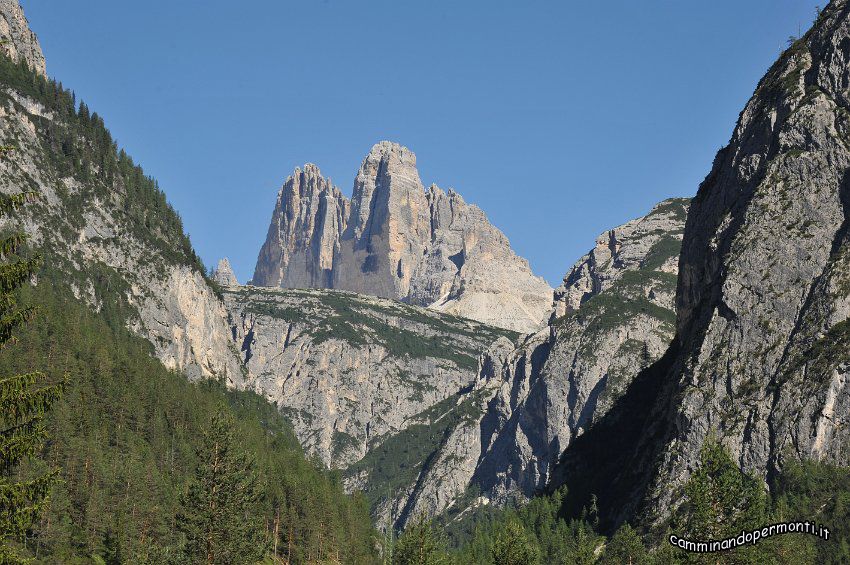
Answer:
(0, 191, 63, 564)
(177, 404, 265, 565)
(599, 524, 650, 565)
(673, 437, 768, 564)
(490, 520, 541, 565)
(391, 514, 449, 565)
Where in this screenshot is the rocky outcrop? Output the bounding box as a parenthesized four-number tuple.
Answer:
(253, 164, 349, 289)
(552, 0, 850, 533)
(346, 199, 689, 530)
(253, 142, 552, 333)
(0, 36, 242, 383)
(221, 285, 518, 469)
(552, 199, 688, 318)
(212, 257, 239, 286)
(0, 0, 45, 78)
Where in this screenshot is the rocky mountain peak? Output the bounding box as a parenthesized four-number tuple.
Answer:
(253, 141, 553, 333)
(252, 163, 349, 289)
(0, 0, 46, 78)
(552, 198, 689, 318)
(212, 258, 239, 286)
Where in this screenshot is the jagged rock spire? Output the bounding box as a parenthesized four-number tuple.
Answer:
(252, 141, 553, 333)
(212, 258, 239, 286)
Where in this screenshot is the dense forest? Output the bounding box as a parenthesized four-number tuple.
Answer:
(0, 280, 377, 564)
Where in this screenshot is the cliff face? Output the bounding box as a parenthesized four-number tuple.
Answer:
(0, 0, 45, 78)
(0, 91, 242, 381)
(220, 285, 518, 469)
(0, 1, 242, 384)
(252, 142, 552, 333)
(252, 164, 349, 289)
(553, 199, 687, 318)
(553, 0, 850, 532)
(342, 199, 689, 530)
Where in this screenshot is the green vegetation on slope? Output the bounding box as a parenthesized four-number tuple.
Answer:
(227, 287, 518, 372)
(0, 53, 213, 288)
(0, 191, 65, 564)
(1, 282, 377, 564)
(345, 392, 485, 527)
(388, 439, 849, 564)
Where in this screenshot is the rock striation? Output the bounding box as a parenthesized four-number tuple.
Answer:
(344, 198, 689, 530)
(0, 0, 45, 78)
(252, 141, 552, 334)
(253, 164, 349, 289)
(552, 0, 850, 533)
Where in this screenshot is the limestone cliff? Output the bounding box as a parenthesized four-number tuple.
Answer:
(0, 0, 45, 78)
(553, 199, 688, 318)
(0, 8, 242, 384)
(552, 0, 850, 532)
(220, 285, 518, 469)
(253, 142, 552, 333)
(253, 164, 349, 289)
(344, 199, 689, 530)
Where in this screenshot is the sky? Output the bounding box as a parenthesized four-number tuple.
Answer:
(23, 0, 821, 286)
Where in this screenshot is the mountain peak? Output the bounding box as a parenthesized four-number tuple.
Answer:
(253, 142, 553, 332)
(212, 258, 239, 286)
(365, 140, 415, 162)
(0, 0, 46, 78)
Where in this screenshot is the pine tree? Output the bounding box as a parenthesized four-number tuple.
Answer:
(673, 437, 768, 564)
(599, 524, 650, 565)
(177, 405, 266, 565)
(490, 520, 541, 565)
(392, 514, 449, 565)
(0, 191, 64, 564)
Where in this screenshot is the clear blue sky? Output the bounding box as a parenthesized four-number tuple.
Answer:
(23, 0, 821, 286)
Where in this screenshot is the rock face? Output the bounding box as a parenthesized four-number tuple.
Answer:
(253, 141, 552, 333)
(553, 0, 850, 532)
(253, 164, 349, 289)
(221, 286, 518, 470)
(0, 21, 242, 384)
(344, 199, 689, 530)
(553, 199, 687, 318)
(212, 257, 239, 286)
(0, 0, 45, 78)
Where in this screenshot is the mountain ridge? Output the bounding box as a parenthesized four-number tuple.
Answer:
(551, 0, 850, 534)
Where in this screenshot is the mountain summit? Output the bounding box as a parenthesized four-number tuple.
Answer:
(253, 141, 553, 333)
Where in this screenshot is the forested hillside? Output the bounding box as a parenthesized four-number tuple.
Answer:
(0, 47, 378, 563)
(2, 281, 377, 563)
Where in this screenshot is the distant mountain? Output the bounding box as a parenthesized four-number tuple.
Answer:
(252, 141, 553, 333)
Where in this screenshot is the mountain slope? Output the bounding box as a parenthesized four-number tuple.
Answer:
(0, 40, 241, 383)
(221, 285, 519, 469)
(553, 0, 850, 533)
(341, 198, 689, 531)
(0, 0, 44, 77)
(252, 142, 553, 333)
